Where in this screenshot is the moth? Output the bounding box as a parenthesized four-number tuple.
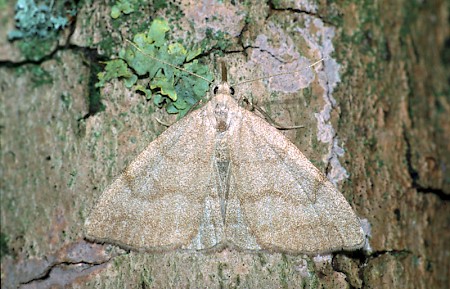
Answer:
(85, 61, 365, 254)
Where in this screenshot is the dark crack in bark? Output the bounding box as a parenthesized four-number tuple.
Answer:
(403, 128, 450, 201)
(19, 258, 112, 287)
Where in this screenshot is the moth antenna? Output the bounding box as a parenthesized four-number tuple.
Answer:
(240, 96, 304, 130)
(252, 104, 304, 130)
(125, 39, 214, 84)
(233, 57, 326, 86)
(154, 117, 173, 127)
(221, 61, 227, 83)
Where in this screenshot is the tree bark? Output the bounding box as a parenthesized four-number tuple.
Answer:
(1, 0, 448, 288)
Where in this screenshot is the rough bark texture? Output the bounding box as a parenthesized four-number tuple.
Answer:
(1, 0, 448, 288)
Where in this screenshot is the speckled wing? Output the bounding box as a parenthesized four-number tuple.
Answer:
(230, 109, 365, 254)
(84, 107, 217, 251)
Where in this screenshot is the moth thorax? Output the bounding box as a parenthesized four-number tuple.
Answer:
(214, 103, 229, 132)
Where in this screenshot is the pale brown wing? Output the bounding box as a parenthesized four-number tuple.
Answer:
(229, 109, 365, 254)
(84, 107, 218, 251)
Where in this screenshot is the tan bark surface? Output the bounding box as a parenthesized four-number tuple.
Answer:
(1, 0, 448, 288)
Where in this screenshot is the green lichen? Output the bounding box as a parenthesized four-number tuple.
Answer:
(96, 59, 137, 88)
(67, 170, 77, 188)
(96, 18, 214, 116)
(96, 33, 120, 57)
(140, 267, 153, 287)
(29, 65, 53, 86)
(258, 252, 268, 267)
(278, 254, 289, 289)
(217, 262, 227, 287)
(110, 0, 136, 19)
(152, 0, 168, 10)
(305, 257, 319, 288)
(105, 0, 176, 56)
(0, 232, 10, 260)
(14, 65, 53, 86)
(110, 0, 169, 20)
(60, 92, 72, 109)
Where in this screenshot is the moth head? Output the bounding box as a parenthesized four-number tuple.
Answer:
(211, 61, 235, 97)
(212, 82, 235, 96)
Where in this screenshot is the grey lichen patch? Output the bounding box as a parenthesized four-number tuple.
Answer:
(248, 22, 315, 93)
(296, 17, 349, 185)
(7, 0, 76, 41)
(5, 0, 77, 61)
(182, 0, 246, 41)
(230, 8, 346, 185)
